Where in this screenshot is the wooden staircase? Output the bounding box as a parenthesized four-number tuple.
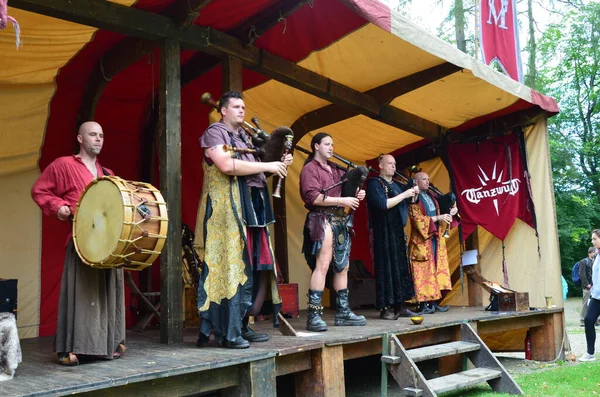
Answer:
(381, 323, 523, 396)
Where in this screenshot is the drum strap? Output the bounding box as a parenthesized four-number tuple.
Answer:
(101, 167, 110, 176)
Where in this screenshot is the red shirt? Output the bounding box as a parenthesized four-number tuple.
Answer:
(31, 155, 113, 217)
(299, 159, 345, 208)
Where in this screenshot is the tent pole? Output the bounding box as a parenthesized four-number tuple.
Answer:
(159, 38, 183, 344)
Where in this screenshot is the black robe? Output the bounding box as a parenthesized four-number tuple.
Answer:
(366, 177, 415, 309)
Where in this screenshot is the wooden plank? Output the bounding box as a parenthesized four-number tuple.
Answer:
(530, 311, 563, 362)
(223, 358, 276, 397)
(397, 327, 457, 349)
(276, 350, 312, 376)
(461, 322, 524, 395)
(289, 63, 461, 141)
(407, 341, 480, 363)
(10, 0, 444, 141)
(427, 368, 502, 394)
(159, 39, 183, 344)
(295, 345, 345, 397)
(343, 337, 382, 360)
(477, 315, 544, 335)
(222, 55, 243, 92)
(82, 365, 239, 396)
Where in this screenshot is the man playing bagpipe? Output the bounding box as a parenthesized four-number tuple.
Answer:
(195, 91, 292, 349)
(299, 132, 368, 332)
(408, 172, 459, 314)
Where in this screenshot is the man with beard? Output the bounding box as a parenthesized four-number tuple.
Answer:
(408, 172, 458, 314)
(31, 121, 126, 366)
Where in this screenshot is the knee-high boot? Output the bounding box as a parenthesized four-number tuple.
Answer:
(334, 289, 367, 326)
(307, 290, 328, 332)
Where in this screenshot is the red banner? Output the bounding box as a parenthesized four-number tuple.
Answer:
(479, 0, 523, 82)
(446, 134, 533, 240)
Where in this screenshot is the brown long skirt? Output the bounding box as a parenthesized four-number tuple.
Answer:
(54, 240, 126, 358)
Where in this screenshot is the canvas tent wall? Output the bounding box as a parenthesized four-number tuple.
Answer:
(0, 0, 559, 338)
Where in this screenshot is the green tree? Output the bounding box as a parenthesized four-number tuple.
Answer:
(537, 2, 600, 293)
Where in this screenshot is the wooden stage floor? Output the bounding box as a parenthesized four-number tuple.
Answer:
(0, 306, 563, 397)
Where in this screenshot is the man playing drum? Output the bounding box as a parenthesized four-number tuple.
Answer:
(31, 121, 126, 366)
(195, 91, 292, 349)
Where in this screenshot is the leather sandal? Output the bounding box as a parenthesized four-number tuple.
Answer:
(57, 352, 79, 366)
(113, 343, 126, 359)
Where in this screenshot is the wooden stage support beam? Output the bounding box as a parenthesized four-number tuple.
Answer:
(223, 358, 277, 397)
(296, 345, 345, 397)
(530, 311, 563, 362)
(159, 39, 183, 344)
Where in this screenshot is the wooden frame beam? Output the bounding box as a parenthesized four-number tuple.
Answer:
(78, 0, 214, 122)
(290, 63, 461, 142)
(13, 0, 441, 139)
(159, 39, 183, 344)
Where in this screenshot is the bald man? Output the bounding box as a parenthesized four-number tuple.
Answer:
(32, 122, 126, 366)
(366, 154, 420, 319)
(408, 172, 458, 314)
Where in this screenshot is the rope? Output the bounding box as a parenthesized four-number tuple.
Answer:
(278, 10, 287, 35)
(0, 0, 21, 49)
(99, 58, 112, 82)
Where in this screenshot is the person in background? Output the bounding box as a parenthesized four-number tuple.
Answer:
(579, 247, 597, 326)
(579, 229, 600, 362)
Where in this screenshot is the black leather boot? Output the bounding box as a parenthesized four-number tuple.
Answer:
(394, 304, 419, 318)
(334, 289, 367, 326)
(242, 317, 269, 342)
(307, 290, 328, 332)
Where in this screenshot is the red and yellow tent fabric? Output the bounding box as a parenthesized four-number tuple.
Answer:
(0, 0, 560, 338)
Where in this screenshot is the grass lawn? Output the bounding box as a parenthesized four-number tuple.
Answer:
(439, 360, 600, 397)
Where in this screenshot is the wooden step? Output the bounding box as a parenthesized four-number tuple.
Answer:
(428, 368, 502, 394)
(406, 341, 481, 362)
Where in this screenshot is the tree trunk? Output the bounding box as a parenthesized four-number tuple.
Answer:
(454, 0, 467, 53)
(525, 0, 537, 87)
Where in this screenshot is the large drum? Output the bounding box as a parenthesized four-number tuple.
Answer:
(73, 176, 168, 271)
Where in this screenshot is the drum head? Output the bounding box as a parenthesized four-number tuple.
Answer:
(74, 179, 125, 264)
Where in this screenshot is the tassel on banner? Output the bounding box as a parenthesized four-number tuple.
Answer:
(0, 0, 21, 49)
(501, 241, 509, 288)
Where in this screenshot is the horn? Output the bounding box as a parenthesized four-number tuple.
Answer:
(200, 92, 219, 110)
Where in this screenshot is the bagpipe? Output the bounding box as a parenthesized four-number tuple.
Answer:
(295, 146, 369, 233)
(393, 165, 457, 237)
(201, 92, 294, 198)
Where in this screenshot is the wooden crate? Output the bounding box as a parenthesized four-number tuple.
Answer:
(279, 283, 299, 318)
(498, 291, 530, 312)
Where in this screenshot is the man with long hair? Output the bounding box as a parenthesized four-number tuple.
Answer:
(299, 132, 367, 332)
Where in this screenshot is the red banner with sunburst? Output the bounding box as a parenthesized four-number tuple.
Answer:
(446, 134, 533, 240)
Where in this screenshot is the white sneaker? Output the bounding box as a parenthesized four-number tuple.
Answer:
(579, 352, 596, 362)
